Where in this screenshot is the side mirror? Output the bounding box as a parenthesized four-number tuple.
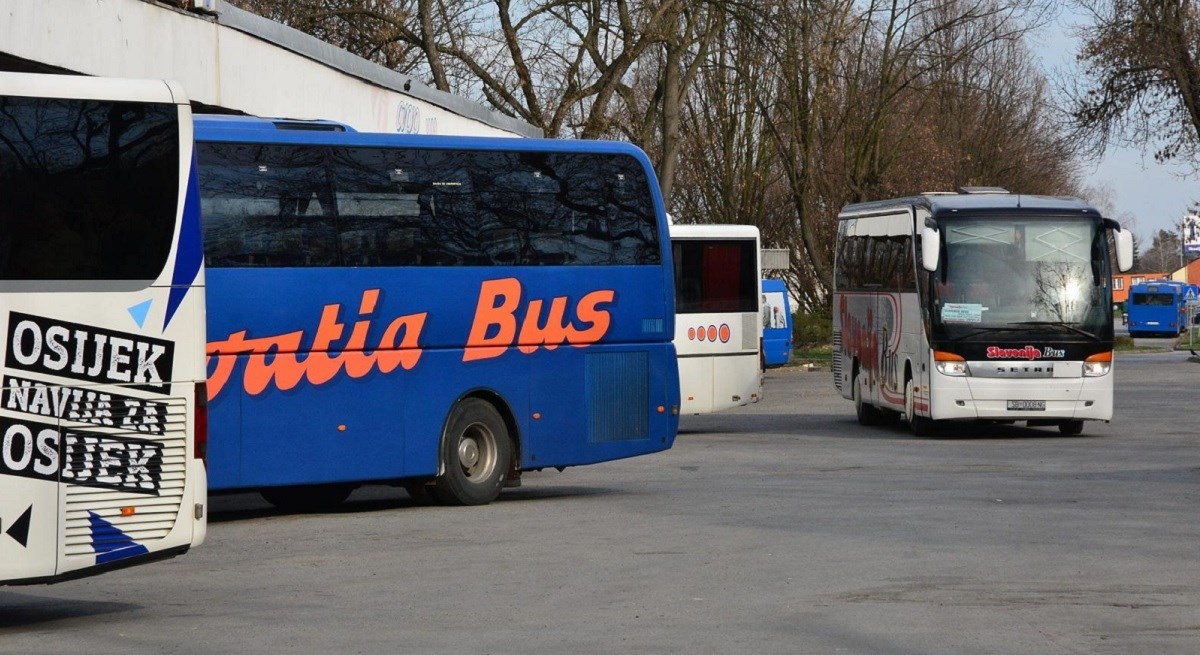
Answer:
(1114, 228, 1133, 272)
(921, 225, 940, 272)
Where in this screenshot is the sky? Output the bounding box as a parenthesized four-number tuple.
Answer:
(1034, 9, 1198, 243)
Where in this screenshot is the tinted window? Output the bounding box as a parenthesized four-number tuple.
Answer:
(834, 230, 915, 292)
(0, 97, 180, 280)
(673, 238, 758, 313)
(1132, 293, 1176, 306)
(198, 143, 661, 268)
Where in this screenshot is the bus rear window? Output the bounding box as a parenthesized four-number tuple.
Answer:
(1131, 293, 1175, 306)
(0, 96, 179, 281)
(673, 238, 758, 313)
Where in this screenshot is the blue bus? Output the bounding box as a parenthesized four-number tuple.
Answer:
(1127, 280, 1195, 337)
(760, 279, 793, 367)
(194, 116, 679, 507)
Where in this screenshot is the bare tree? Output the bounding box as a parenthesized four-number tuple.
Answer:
(1069, 0, 1200, 167)
(227, 0, 1082, 313)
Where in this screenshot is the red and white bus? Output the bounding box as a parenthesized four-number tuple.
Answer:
(833, 190, 1133, 436)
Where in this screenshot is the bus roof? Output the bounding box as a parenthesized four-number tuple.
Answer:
(668, 223, 760, 239)
(193, 115, 654, 160)
(1130, 280, 1188, 291)
(839, 192, 1102, 221)
(0, 71, 187, 105)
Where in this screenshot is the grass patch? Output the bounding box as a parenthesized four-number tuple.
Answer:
(794, 344, 833, 362)
(1175, 327, 1200, 351)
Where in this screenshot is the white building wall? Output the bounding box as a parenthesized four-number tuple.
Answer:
(0, 0, 538, 138)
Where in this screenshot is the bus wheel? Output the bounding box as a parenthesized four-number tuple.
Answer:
(433, 398, 512, 506)
(260, 484, 354, 512)
(1058, 420, 1084, 435)
(904, 377, 934, 437)
(853, 371, 880, 426)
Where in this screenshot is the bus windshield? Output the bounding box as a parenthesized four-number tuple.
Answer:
(929, 216, 1112, 341)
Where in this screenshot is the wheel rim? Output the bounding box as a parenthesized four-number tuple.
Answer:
(457, 422, 498, 483)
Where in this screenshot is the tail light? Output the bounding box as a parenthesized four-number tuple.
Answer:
(194, 381, 208, 462)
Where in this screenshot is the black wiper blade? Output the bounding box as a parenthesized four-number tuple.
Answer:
(1010, 321, 1098, 340)
(945, 326, 1027, 342)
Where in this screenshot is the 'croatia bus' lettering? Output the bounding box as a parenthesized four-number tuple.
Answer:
(206, 280, 616, 398)
(206, 289, 428, 400)
(463, 278, 614, 362)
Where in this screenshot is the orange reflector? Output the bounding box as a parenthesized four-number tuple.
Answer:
(337, 424, 347, 432)
(1085, 351, 1113, 363)
(934, 350, 965, 361)
(120, 507, 136, 517)
(687, 396, 694, 401)
(656, 406, 665, 413)
(532, 412, 542, 420)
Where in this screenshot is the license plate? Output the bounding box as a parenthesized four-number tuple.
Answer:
(1007, 400, 1046, 411)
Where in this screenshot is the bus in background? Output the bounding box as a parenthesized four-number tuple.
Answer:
(195, 116, 678, 508)
(761, 278, 793, 368)
(1126, 280, 1196, 337)
(833, 189, 1134, 436)
(670, 224, 762, 414)
(1, 73, 207, 585)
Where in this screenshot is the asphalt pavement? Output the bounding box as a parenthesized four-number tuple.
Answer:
(1, 353, 1197, 654)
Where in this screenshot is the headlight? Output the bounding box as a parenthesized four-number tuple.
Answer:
(935, 360, 968, 376)
(1083, 351, 1112, 377)
(933, 351, 968, 376)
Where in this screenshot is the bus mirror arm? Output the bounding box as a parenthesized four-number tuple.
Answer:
(920, 225, 940, 272)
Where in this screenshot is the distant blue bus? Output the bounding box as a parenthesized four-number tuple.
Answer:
(194, 116, 680, 508)
(761, 279, 793, 367)
(1127, 280, 1195, 337)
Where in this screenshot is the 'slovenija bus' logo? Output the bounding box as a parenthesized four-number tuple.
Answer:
(206, 279, 614, 400)
(985, 345, 1066, 360)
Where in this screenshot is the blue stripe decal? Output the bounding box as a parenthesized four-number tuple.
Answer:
(163, 156, 204, 331)
(88, 512, 149, 564)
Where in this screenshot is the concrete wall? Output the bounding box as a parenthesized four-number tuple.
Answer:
(0, 0, 539, 138)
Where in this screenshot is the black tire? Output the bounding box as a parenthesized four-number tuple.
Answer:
(904, 376, 935, 437)
(1058, 420, 1084, 435)
(853, 370, 880, 426)
(432, 398, 513, 506)
(260, 484, 354, 512)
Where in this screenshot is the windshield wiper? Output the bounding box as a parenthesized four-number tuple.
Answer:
(1010, 321, 1098, 340)
(944, 326, 1028, 342)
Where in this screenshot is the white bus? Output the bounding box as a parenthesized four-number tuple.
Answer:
(670, 224, 763, 414)
(833, 190, 1133, 436)
(1, 73, 207, 584)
